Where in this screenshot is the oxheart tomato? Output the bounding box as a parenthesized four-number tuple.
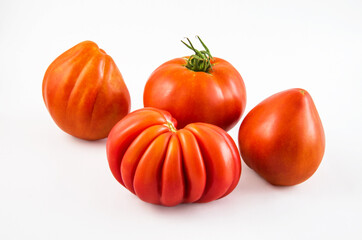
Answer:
(42, 41, 130, 140)
(238, 88, 325, 186)
(106, 107, 241, 206)
(143, 37, 246, 131)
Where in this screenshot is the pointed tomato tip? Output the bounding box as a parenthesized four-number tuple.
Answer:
(290, 88, 310, 100)
(80, 40, 98, 48)
(290, 88, 308, 95)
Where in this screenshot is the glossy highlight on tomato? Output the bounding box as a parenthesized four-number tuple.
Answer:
(42, 41, 130, 140)
(106, 107, 241, 206)
(238, 88, 325, 186)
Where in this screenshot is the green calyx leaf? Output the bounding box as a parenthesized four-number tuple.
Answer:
(181, 36, 213, 73)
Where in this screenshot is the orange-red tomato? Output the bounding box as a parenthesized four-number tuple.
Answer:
(107, 107, 241, 206)
(42, 41, 130, 140)
(143, 39, 246, 131)
(238, 88, 325, 186)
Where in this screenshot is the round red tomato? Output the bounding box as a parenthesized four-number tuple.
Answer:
(106, 107, 241, 206)
(238, 88, 325, 186)
(143, 37, 246, 131)
(42, 41, 130, 140)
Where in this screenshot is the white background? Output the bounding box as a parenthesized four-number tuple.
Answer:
(1, 0, 361, 239)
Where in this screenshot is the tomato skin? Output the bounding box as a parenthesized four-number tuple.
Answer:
(42, 41, 130, 140)
(143, 57, 246, 131)
(238, 88, 325, 186)
(106, 107, 241, 206)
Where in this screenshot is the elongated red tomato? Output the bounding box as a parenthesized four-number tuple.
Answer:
(238, 88, 325, 186)
(107, 108, 241, 206)
(42, 41, 130, 140)
(143, 37, 246, 131)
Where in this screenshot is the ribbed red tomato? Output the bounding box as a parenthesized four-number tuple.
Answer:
(238, 88, 325, 186)
(106, 107, 241, 206)
(143, 37, 246, 131)
(42, 41, 130, 140)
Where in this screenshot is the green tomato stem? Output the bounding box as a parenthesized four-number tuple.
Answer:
(181, 36, 213, 73)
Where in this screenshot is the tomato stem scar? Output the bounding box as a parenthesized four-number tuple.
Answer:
(166, 121, 177, 133)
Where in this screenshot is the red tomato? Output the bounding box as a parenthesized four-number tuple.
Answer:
(106, 107, 241, 206)
(238, 88, 325, 186)
(42, 41, 130, 140)
(143, 37, 246, 131)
